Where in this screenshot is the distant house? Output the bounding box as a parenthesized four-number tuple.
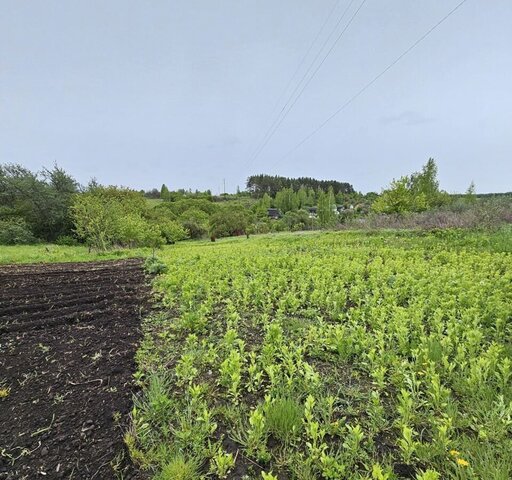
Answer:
(267, 208, 282, 219)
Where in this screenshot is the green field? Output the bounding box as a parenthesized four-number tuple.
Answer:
(0, 244, 147, 265)
(126, 228, 512, 479)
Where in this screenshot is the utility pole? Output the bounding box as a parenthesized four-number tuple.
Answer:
(223, 178, 226, 195)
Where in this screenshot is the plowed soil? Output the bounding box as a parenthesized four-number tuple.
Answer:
(0, 259, 149, 479)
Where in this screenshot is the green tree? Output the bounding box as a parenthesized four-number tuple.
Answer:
(71, 186, 166, 250)
(253, 193, 272, 219)
(275, 187, 298, 213)
(71, 192, 120, 250)
(179, 208, 209, 238)
(409, 158, 448, 208)
(296, 187, 309, 209)
(154, 219, 187, 244)
(465, 181, 477, 204)
(209, 207, 249, 240)
(160, 184, 170, 201)
(372, 159, 446, 214)
(0, 163, 78, 242)
(0, 218, 36, 245)
(317, 187, 337, 227)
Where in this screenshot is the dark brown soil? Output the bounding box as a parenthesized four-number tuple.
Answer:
(0, 259, 149, 480)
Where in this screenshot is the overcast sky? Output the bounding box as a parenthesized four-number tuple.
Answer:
(1, 1, 511, 194)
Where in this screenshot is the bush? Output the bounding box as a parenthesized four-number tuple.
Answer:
(144, 256, 168, 275)
(271, 220, 286, 232)
(209, 207, 249, 239)
(179, 208, 209, 239)
(158, 219, 189, 244)
(71, 187, 168, 249)
(254, 221, 271, 234)
(343, 198, 512, 231)
(0, 163, 78, 242)
(0, 218, 36, 245)
(55, 235, 79, 246)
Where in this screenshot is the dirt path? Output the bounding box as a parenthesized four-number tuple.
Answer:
(0, 259, 149, 479)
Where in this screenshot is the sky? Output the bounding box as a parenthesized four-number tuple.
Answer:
(1, 0, 511, 194)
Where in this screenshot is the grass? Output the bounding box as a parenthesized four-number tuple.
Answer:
(3, 225, 509, 265)
(265, 397, 303, 443)
(0, 244, 148, 265)
(155, 454, 200, 480)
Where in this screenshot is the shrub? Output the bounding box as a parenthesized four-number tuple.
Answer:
(0, 218, 36, 245)
(55, 235, 79, 246)
(179, 208, 209, 239)
(71, 187, 170, 249)
(155, 219, 188, 244)
(144, 256, 168, 275)
(209, 207, 249, 239)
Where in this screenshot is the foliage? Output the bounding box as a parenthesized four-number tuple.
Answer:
(372, 177, 423, 214)
(317, 187, 337, 227)
(275, 187, 298, 213)
(158, 219, 189, 244)
(281, 209, 312, 231)
(209, 206, 249, 239)
(372, 159, 449, 214)
(155, 454, 200, 480)
(0, 163, 78, 242)
(465, 181, 477, 204)
(247, 174, 354, 197)
(70, 186, 165, 250)
(163, 199, 218, 216)
(0, 218, 36, 245)
(129, 229, 512, 478)
(179, 209, 209, 239)
(160, 184, 171, 201)
(144, 256, 169, 275)
(346, 198, 512, 232)
(265, 397, 303, 443)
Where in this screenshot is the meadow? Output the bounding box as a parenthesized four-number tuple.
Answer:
(0, 244, 147, 265)
(125, 228, 512, 479)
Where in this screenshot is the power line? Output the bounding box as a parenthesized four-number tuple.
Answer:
(248, 0, 362, 165)
(262, 0, 343, 129)
(277, 0, 469, 164)
(249, 0, 366, 167)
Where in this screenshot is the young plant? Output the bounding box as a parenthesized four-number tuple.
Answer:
(398, 425, 418, 464)
(219, 349, 244, 402)
(246, 406, 270, 462)
(210, 450, 236, 479)
(303, 395, 327, 460)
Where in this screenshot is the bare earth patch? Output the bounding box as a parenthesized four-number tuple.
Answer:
(0, 259, 149, 479)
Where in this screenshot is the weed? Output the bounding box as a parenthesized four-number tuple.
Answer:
(155, 453, 200, 480)
(0, 386, 10, 399)
(264, 396, 303, 443)
(209, 450, 236, 478)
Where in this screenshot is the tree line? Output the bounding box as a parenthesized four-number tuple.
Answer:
(1, 159, 504, 249)
(246, 174, 354, 197)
